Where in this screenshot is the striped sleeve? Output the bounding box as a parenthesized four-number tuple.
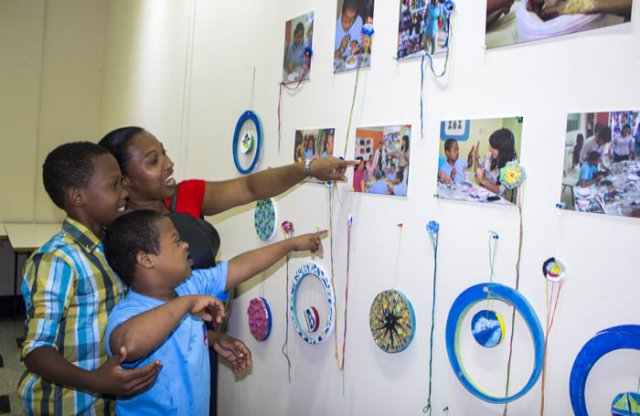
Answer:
(21, 251, 75, 357)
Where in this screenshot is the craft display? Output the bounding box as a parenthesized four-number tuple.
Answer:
(542, 257, 566, 282)
(570, 325, 640, 416)
(290, 263, 335, 344)
(247, 297, 272, 342)
(470, 310, 505, 348)
(254, 198, 277, 241)
(500, 161, 527, 190)
(232, 110, 263, 174)
(445, 283, 544, 403)
(423, 221, 440, 415)
(369, 288, 416, 353)
(612, 392, 640, 416)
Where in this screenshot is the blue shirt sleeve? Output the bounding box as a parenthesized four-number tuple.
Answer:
(579, 164, 593, 181)
(176, 261, 230, 301)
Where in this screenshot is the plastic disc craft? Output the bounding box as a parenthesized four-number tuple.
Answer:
(542, 257, 566, 282)
(254, 198, 277, 241)
(290, 263, 335, 344)
(570, 325, 640, 416)
(369, 289, 416, 353)
(445, 283, 545, 403)
(232, 110, 263, 174)
(247, 297, 272, 342)
(612, 392, 640, 416)
(471, 310, 505, 348)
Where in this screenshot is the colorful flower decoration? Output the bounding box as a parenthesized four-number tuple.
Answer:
(427, 220, 439, 236)
(369, 289, 416, 353)
(247, 297, 272, 342)
(362, 23, 375, 37)
(499, 161, 527, 190)
(281, 220, 294, 238)
(542, 257, 566, 282)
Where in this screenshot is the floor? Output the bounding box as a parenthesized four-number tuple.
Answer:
(0, 318, 24, 415)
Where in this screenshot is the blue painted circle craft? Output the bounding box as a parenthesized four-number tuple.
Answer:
(612, 392, 640, 416)
(369, 289, 416, 353)
(254, 199, 277, 241)
(232, 110, 263, 174)
(569, 325, 640, 416)
(290, 263, 335, 345)
(471, 310, 505, 348)
(445, 283, 544, 403)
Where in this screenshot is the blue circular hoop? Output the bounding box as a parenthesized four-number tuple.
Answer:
(290, 263, 335, 345)
(445, 283, 545, 403)
(233, 110, 263, 174)
(570, 325, 640, 416)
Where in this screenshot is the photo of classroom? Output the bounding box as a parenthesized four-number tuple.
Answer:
(353, 125, 411, 197)
(397, 0, 451, 60)
(282, 11, 314, 84)
(485, 0, 633, 49)
(334, 0, 375, 73)
(436, 117, 523, 205)
(293, 128, 335, 167)
(559, 111, 640, 217)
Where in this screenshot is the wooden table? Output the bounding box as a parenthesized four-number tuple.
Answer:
(4, 223, 61, 315)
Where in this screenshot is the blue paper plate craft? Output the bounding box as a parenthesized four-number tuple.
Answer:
(254, 198, 277, 241)
(233, 110, 263, 174)
(369, 289, 416, 353)
(247, 296, 272, 342)
(612, 392, 640, 416)
(570, 325, 640, 416)
(445, 283, 545, 403)
(290, 263, 335, 345)
(471, 310, 506, 348)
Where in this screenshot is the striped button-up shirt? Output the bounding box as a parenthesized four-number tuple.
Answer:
(18, 217, 124, 415)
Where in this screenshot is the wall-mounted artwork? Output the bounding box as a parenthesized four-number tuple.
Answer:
(559, 110, 640, 218)
(353, 125, 411, 197)
(436, 116, 524, 205)
(397, 0, 450, 60)
(485, 0, 633, 49)
(334, 0, 375, 73)
(283, 11, 314, 84)
(293, 128, 335, 164)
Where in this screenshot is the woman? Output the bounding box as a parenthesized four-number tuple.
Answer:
(99, 126, 353, 414)
(474, 128, 517, 197)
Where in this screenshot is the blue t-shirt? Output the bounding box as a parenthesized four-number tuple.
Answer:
(105, 262, 229, 416)
(368, 179, 388, 195)
(579, 163, 598, 183)
(440, 159, 468, 183)
(286, 40, 308, 68)
(335, 14, 363, 59)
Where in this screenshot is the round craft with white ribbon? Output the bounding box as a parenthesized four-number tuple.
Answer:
(290, 263, 335, 345)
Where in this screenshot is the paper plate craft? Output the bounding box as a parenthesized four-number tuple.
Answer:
(254, 198, 277, 241)
(445, 283, 544, 403)
(499, 161, 527, 190)
(247, 296, 272, 342)
(233, 110, 263, 174)
(471, 310, 505, 348)
(612, 392, 640, 416)
(542, 257, 566, 282)
(570, 325, 640, 416)
(369, 289, 416, 353)
(290, 263, 335, 345)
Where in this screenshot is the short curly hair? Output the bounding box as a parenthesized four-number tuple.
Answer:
(104, 210, 164, 286)
(42, 142, 111, 209)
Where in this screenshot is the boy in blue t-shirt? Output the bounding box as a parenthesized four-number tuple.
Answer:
(104, 210, 326, 415)
(439, 139, 475, 183)
(579, 151, 605, 187)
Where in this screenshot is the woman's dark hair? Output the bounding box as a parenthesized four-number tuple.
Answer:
(401, 135, 410, 151)
(104, 209, 164, 286)
(576, 133, 584, 145)
(489, 128, 516, 172)
(294, 22, 304, 36)
(99, 126, 145, 175)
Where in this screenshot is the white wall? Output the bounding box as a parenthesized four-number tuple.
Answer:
(8, 0, 640, 414)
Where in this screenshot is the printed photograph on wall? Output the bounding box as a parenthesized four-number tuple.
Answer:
(436, 116, 524, 205)
(334, 0, 375, 73)
(283, 11, 314, 84)
(397, 0, 451, 60)
(293, 128, 336, 181)
(559, 110, 640, 218)
(485, 0, 633, 49)
(352, 125, 411, 197)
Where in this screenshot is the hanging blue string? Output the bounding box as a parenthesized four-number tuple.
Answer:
(423, 220, 440, 415)
(420, 54, 426, 140)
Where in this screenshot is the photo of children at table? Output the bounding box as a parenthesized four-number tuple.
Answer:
(560, 110, 640, 217)
(334, 0, 375, 73)
(283, 12, 314, 84)
(436, 117, 523, 205)
(352, 125, 411, 197)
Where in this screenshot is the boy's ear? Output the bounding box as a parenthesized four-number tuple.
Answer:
(136, 251, 154, 270)
(121, 175, 132, 190)
(67, 186, 85, 207)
